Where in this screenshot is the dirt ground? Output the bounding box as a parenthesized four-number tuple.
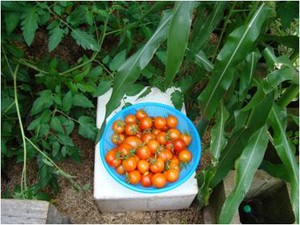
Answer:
(1, 125, 211, 224)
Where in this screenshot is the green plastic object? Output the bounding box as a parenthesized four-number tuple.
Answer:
(243, 204, 252, 213)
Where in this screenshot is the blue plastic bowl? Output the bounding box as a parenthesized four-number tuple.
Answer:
(100, 102, 201, 194)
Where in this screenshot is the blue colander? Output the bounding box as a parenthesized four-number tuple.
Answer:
(100, 102, 201, 194)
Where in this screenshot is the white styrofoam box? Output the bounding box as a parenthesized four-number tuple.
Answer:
(94, 87, 198, 212)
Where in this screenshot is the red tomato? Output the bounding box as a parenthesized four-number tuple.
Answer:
(165, 141, 174, 151)
(140, 117, 153, 130)
(164, 169, 179, 183)
(178, 149, 192, 163)
(181, 133, 192, 146)
(137, 160, 149, 174)
(123, 136, 142, 148)
(115, 164, 125, 175)
(112, 120, 125, 133)
(124, 122, 139, 136)
(173, 139, 185, 155)
(158, 149, 173, 162)
(156, 132, 167, 145)
(136, 146, 151, 160)
(127, 170, 141, 184)
(136, 109, 148, 120)
(150, 158, 164, 173)
(140, 172, 153, 187)
(147, 139, 160, 154)
(166, 115, 178, 128)
(111, 133, 125, 145)
(152, 173, 167, 188)
(125, 114, 137, 123)
(167, 128, 181, 141)
(154, 117, 166, 130)
(142, 133, 155, 144)
(122, 157, 137, 172)
(117, 143, 132, 157)
(105, 149, 121, 168)
(152, 129, 161, 136)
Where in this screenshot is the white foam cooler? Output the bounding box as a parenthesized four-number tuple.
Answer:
(94, 87, 198, 212)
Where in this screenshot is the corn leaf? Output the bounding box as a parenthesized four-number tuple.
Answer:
(210, 101, 229, 160)
(198, 4, 271, 119)
(268, 104, 299, 223)
(211, 85, 274, 188)
(96, 12, 173, 143)
(194, 50, 214, 72)
(165, 2, 195, 88)
(219, 126, 268, 224)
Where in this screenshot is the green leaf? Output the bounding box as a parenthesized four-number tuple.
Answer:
(165, 2, 195, 88)
(48, 24, 65, 52)
(109, 49, 127, 72)
(190, 2, 227, 53)
(137, 87, 152, 100)
(219, 126, 268, 223)
(210, 101, 229, 161)
(125, 84, 145, 96)
(21, 7, 39, 46)
(104, 11, 172, 119)
(268, 105, 299, 223)
(211, 85, 274, 188)
(156, 51, 167, 65)
(276, 1, 299, 29)
(171, 90, 183, 110)
(72, 93, 94, 108)
(42, 157, 54, 167)
(260, 160, 290, 182)
(82, 183, 91, 191)
(265, 67, 299, 89)
(71, 29, 99, 51)
(30, 90, 53, 116)
(78, 116, 97, 141)
(93, 79, 112, 97)
(58, 134, 74, 147)
(61, 118, 75, 135)
(198, 4, 272, 119)
(50, 117, 65, 134)
(88, 66, 103, 78)
(52, 142, 60, 157)
(194, 50, 214, 72)
(62, 90, 72, 112)
(259, 35, 299, 51)
(5, 12, 21, 34)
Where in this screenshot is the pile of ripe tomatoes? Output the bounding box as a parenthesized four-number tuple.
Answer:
(105, 109, 193, 189)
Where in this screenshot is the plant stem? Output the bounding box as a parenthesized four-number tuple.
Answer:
(12, 64, 28, 198)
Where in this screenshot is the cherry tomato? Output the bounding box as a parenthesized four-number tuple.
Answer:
(150, 158, 164, 173)
(123, 136, 142, 148)
(140, 117, 153, 130)
(164, 169, 179, 183)
(173, 139, 185, 155)
(125, 122, 139, 136)
(111, 133, 125, 145)
(169, 162, 180, 171)
(142, 133, 155, 144)
(165, 141, 174, 151)
(127, 170, 141, 184)
(152, 173, 167, 188)
(125, 114, 137, 124)
(117, 143, 132, 157)
(178, 149, 192, 163)
(112, 120, 125, 133)
(167, 128, 181, 141)
(181, 133, 192, 146)
(115, 164, 125, 175)
(166, 115, 178, 128)
(122, 157, 137, 172)
(158, 149, 173, 161)
(136, 109, 148, 120)
(152, 129, 161, 136)
(147, 139, 160, 154)
(136, 132, 142, 139)
(154, 117, 166, 130)
(136, 146, 151, 160)
(140, 172, 153, 187)
(156, 132, 167, 145)
(137, 160, 149, 174)
(105, 149, 122, 168)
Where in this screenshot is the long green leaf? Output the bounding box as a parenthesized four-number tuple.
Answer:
(211, 86, 274, 188)
(96, 12, 173, 143)
(210, 101, 229, 160)
(198, 4, 271, 119)
(165, 2, 195, 88)
(21, 7, 39, 46)
(194, 50, 214, 72)
(268, 105, 299, 223)
(219, 126, 269, 223)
